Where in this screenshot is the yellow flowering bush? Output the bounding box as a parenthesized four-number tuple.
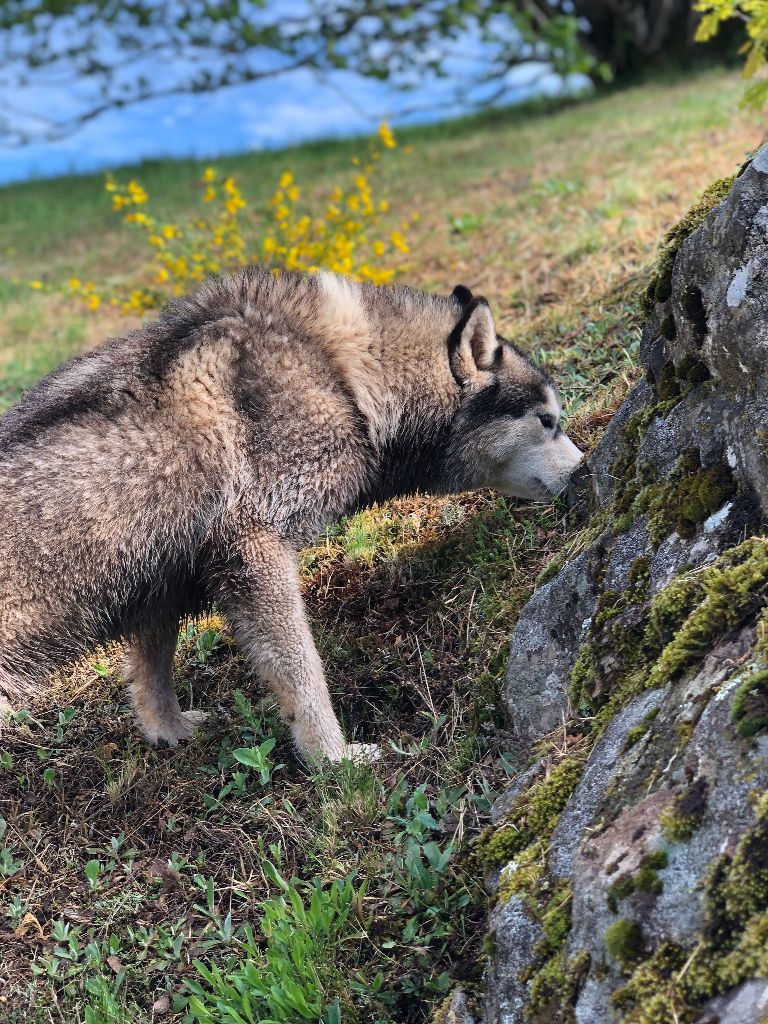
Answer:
(34, 123, 416, 316)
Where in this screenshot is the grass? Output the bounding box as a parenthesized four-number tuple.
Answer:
(0, 65, 763, 1022)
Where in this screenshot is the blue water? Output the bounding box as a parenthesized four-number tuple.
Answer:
(0, 33, 582, 186)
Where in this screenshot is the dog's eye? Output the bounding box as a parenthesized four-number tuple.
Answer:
(538, 414, 556, 430)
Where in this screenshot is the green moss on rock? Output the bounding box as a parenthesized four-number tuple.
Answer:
(643, 175, 736, 312)
(716, 913, 768, 988)
(540, 882, 573, 952)
(525, 949, 590, 1023)
(496, 840, 546, 905)
(660, 778, 708, 842)
(610, 942, 691, 1022)
(612, 808, 768, 1021)
(634, 859, 666, 896)
(605, 919, 645, 969)
(646, 449, 736, 546)
(607, 874, 636, 913)
(623, 707, 659, 751)
(536, 555, 566, 589)
(613, 443, 733, 548)
(627, 556, 652, 594)
(567, 537, 768, 763)
(731, 668, 768, 738)
(710, 818, 768, 925)
(475, 755, 587, 871)
(647, 537, 768, 688)
(607, 851, 668, 912)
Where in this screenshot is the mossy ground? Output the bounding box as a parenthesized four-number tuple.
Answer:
(0, 68, 763, 1022)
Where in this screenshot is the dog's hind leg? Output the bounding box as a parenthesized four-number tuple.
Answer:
(125, 621, 206, 746)
(213, 524, 375, 764)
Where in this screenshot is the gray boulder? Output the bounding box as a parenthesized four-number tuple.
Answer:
(474, 146, 768, 1023)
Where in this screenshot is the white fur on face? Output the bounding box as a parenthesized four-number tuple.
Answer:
(479, 386, 584, 499)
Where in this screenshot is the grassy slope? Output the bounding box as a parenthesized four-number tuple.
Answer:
(0, 68, 762, 1023)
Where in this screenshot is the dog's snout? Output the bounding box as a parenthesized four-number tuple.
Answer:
(560, 431, 584, 470)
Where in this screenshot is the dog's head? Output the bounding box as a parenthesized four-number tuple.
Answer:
(445, 285, 583, 500)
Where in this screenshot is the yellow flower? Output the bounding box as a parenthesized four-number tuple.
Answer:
(90, 122, 403, 317)
(69, 277, 81, 291)
(378, 122, 396, 149)
(127, 180, 148, 204)
(390, 230, 409, 253)
(30, 279, 43, 289)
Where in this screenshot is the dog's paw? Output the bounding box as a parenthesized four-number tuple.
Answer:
(145, 709, 208, 748)
(342, 741, 381, 764)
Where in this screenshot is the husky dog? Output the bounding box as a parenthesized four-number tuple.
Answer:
(0, 269, 582, 761)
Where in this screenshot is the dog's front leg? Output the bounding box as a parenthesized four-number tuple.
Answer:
(215, 524, 374, 764)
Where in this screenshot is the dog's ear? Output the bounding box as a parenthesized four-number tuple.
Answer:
(448, 297, 497, 383)
(452, 284, 474, 306)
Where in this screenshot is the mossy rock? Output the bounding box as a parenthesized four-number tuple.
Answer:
(643, 175, 736, 312)
(604, 919, 645, 969)
(731, 669, 768, 738)
(475, 756, 587, 872)
(660, 778, 708, 843)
